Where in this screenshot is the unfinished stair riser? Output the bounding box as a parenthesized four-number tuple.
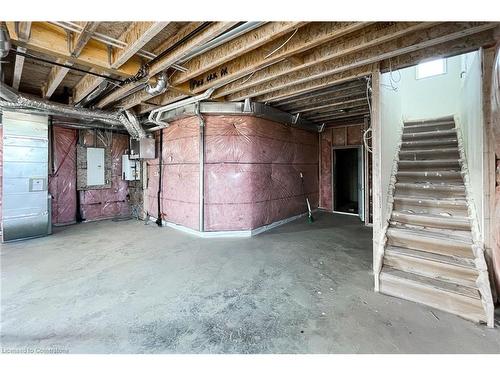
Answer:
(378, 116, 493, 325)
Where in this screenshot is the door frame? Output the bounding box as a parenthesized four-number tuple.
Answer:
(331, 145, 365, 220)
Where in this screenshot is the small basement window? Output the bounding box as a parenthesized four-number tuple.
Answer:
(416, 58, 447, 79)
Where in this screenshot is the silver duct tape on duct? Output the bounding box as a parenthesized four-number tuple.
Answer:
(0, 82, 146, 139)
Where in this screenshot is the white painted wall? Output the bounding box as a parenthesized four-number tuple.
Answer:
(399, 55, 462, 121)
(380, 73, 403, 217)
(378, 52, 485, 237)
(457, 51, 484, 236)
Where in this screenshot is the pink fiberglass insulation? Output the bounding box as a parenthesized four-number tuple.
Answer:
(80, 132, 130, 221)
(146, 114, 319, 232)
(144, 117, 200, 229)
(203, 115, 318, 231)
(48, 126, 77, 225)
(320, 128, 333, 210)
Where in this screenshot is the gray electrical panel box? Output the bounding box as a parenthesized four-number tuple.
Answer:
(86, 147, 105, 186)
(130, 138, 155, 159)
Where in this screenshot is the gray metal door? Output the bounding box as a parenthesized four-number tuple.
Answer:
(2, 111, 49, 242)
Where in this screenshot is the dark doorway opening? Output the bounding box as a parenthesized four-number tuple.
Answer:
(333, 148, 360, 215)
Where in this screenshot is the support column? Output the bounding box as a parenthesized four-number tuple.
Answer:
(196, 104, 205, 232)
(371, 64, 383, 292)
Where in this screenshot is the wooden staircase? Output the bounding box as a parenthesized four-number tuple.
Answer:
(378, 116, 494, 326)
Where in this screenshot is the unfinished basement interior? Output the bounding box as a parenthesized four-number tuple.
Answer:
(1, 19, 500, 354)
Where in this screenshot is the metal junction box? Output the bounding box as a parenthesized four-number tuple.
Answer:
(122, 155, 141, 181)
(130, 137, 155, 160)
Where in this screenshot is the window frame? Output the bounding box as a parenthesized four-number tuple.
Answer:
(415, 58, 447, 80)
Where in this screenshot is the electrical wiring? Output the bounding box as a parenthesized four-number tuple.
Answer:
(363, 76, 373, 153)
(264, 28, 299, 59)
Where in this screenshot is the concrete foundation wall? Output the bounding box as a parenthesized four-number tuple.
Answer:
(145, 115, 319, 232)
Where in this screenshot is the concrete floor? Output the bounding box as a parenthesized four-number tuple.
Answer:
(1, 212, 499, 354)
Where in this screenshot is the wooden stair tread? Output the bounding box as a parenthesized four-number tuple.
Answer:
(397, 170, 462, 178)
(398, 159, 461, 167)
(396, 182, 465, 191)
(393, 196, 467, 207)
(403, 116, 455, 126)
(384, 245, 476, 269)
(399, 147, 459, 154)
(387, 226, 473, 245)
(380, 266, 480, 300)
(402, 129, 456, 139)
(401, 138, 458, 148)
(391, 210, 470, 227)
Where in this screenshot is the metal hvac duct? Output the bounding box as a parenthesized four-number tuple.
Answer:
(0, 23, 11, 58)
(145, 72, 167, 96)
(0, 82, 147, 139)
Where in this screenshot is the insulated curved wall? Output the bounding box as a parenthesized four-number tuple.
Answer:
(145, 115, 319, 232)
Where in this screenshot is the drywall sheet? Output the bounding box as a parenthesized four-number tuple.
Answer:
(48, 126, 77, 225)
(147, 115, 319, 231)
(320, 128, 333, 210)
(79, 131, 130, 221)
(491, 46, 500, 294)
(0, 125, 3, 227)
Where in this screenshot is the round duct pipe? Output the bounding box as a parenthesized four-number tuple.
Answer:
(145, 72, 167, 96)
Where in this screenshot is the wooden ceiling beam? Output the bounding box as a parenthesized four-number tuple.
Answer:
(114, 22, 304, 110)
(5, 22, 142, 78)
(305, 103, 369, 119)
(278, 89, 367, 112)
(307, 108, 370, 122)
(11, 22, 32, 90)
(290, 97, 367, 114)
(183, 22, 368, 95)
(213, 22, 434, 99)
(228, 22, 498, 102)
(274, 81, 366, 107)
(254, 65, 373, 103)
(72, 21, 170, 103)
(380, 28, 499, 71)
(43, 22, 100, 99)
(96, 22, 238, 109)
(171, 21, 305, 85)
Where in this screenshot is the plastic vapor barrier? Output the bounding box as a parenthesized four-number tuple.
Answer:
(49, 126, 77, 225)
(145, 117, 200, 230)
(79, 131, 130, 221)
(147, 114, 319, 232)
(320, 128, 333, 211)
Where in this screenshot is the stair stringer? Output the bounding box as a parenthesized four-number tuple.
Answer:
(374, 121, 404, 292)
(454, 116, 495, 327)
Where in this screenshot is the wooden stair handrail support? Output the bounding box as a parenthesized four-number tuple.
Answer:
(454, 115, 495, 327)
